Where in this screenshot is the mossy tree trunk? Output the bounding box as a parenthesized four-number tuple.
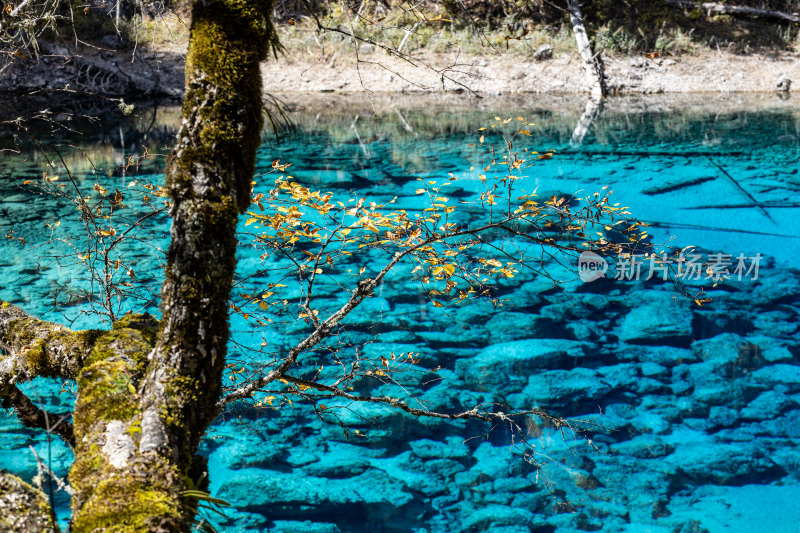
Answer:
(0, 0, 275, 530)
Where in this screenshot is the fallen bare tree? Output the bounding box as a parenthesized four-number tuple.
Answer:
(666, 0, 800, 23)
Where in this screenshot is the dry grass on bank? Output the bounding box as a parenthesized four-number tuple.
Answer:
(128, 3, 800, 67)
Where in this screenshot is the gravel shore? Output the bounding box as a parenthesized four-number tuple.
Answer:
(2, 44, 798, 98)
(261, 47, 800, 95)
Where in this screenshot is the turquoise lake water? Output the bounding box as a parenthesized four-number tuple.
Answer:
(1, 94, 799, 532)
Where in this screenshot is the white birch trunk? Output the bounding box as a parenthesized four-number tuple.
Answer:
(566, 0, 607, 100)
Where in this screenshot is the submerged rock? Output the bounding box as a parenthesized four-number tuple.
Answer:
(664, 442, 785, 488)
(456, 339, 590, 391)
(691, 333, 768, 378)
(618, 292, 693, 346)
(508, 367, 611, 411)
(409, 436, 470, 459)
(459, 504, 546, 532)
(740, 390, 796, 421)
(270, 521, 342, 533)
(217, 469, 414, 519)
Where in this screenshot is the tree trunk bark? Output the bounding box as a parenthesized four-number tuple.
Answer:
(0, 0, 276, 526)
(566, 0, 607, 100)
(0, 472, 59, 532)
(0, 0, 278, 530)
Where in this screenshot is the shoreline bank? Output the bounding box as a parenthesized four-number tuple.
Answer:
(2, 46, 799, 100)
(261, 48, 800, 96)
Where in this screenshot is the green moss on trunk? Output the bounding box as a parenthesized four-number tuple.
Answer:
(69, 315, 186, 532)
(66, 0, 278, 528)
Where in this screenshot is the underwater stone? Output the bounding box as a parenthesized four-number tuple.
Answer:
(752, 409, 800, 439)
(286, 448, 319, 467)
(708, 406, 739, 428)
(409, 436, 470, 459)
(771, 446, 800, 479)
(369, 451, 455, 496)
(269, 521, 342, 533)
(597, 363, 638, 390)
(459, 504, 544, 532)
(217, 469, 413, 517)
(752, 309, 798, 337)
(510, 490, 551, 514)
(483, 527, 532, 533)
(751, 364, 800, 390)
(745, 336, 794, 364)
(740, 390, 796, 421)
(693, 308, 754, 339)
(629, 411, 671, 435)
(664, 442, 785, 488)
(469, 442, 532, 479)
(640, 362, 668, 378)
(750, 269, 800, 305)
(635, 377, 671, 395)
(565, 319, 602, 341)
(420, 326, 488, 346)
(457, 339, 590, 391)
(493, 476, 533, 493)
(612, 434, 674, 458)
(509, 367, 611, 411)
(690, 375, 765, 407)
(618, 294, 693, 346)
(484, 312, 562, 343)
(302, 455, 370, 479)
(214, 433, 286, 470)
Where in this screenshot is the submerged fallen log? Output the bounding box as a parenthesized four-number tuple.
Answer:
(666, 0, 800, 23)
(707, 157, 774, 222)
(686, 202, 800, 209)
(557, 151, 746, 157)
(646, 220, 800, 238)
(642, 176, 716, 195)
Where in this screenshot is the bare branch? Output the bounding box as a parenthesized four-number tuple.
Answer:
(282, 373, 564, 425)
(218, 218, 533, 408)
(299, 0, 483, 97)
(0, 385, 74, 447)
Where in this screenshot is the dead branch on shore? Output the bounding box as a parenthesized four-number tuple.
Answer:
(666, 0, 800, 23)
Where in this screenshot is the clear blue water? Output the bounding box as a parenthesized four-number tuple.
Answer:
(1, 95, 799, 532)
